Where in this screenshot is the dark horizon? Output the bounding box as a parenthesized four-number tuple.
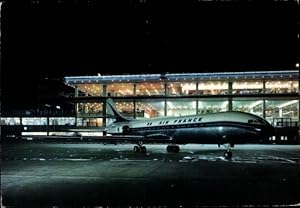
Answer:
(1, 1, 299, 109)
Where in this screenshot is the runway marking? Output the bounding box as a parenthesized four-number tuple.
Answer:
(23, 158, 46, 161)
(22, 158, 94, 161)
(179, 155, 298, 164)
(58, 158, 92, 161)
(1, 175, 153, 181)
(18, 155, 298, 164)
(257, 156, 297, 164)
(110, 159, 153, 162)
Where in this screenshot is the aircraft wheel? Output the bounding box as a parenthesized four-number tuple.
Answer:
(174, 146, 180, 153)
(167, 145, 172, 152)
(224, 151, 232, 159)
(167, 145, 180, 153)
(133, 145, 140, 153)
(141, 146, 147, 153)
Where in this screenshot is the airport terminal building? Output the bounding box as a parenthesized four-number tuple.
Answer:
(1, 70, 299, 142)
(64, 70, 299, 129)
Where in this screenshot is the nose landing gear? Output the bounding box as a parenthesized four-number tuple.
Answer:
(166, 145, 180, 153)
(223, 143, 234, 160)
(224, 150, 232, 159)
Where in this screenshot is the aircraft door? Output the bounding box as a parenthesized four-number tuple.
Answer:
(122, 125, 131, 134)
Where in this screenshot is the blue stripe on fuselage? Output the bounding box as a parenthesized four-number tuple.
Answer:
(129, 121, 266, 133)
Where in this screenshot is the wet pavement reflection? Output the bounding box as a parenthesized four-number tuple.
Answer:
(2, 143, 300, 207)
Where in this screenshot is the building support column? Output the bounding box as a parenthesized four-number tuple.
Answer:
(228, 81, 233, 95)
(133, 84, 137, 118)
(133, 83, 136, 96)
(164, 82, 168, 116)
(228, 97, 232, 112)
(103, 84, 107, 97)
(196, 82, 199, 114)
(133, 101, 136, 118)
(228, 82, 233, 112)
(263, 99, 266, 119)
(47, 117, 49, 136)
(102, 101, 107, 135)
(75, 86, 78, 126)
(102, 85, 107, 131)
(164, 83, 168, 96)
(164, 100, 167, 116)
(19, 117, 24, 137)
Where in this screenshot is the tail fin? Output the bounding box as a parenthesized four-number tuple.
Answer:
(106, 98, 133, 122)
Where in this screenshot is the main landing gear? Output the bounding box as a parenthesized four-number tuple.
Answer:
(166, 145, 180, 153)
(223, 143, 234, 160)
(133, 141, 147, 153)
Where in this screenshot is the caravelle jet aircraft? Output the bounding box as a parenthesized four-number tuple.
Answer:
(106, 99, 274, 159)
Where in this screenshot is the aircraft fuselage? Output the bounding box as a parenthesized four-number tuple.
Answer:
(107, 111, 273, 145)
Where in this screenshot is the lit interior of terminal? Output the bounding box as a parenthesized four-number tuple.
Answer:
(63, 70, 300, 128)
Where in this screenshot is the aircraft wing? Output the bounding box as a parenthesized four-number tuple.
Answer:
(99, 134, 174, 143)
(17, 134, 174, 144)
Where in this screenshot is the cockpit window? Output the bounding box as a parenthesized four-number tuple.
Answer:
(248, 119, 265, 125)
(254, 120, 260, 124)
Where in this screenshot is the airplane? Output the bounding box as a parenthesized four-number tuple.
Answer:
(105, 98, 274, 159)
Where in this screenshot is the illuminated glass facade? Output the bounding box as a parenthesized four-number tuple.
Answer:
(0, 117, 76, 126)
(108, 83, 134, 96)
(198, 99, 228, 114)
(136, 100, 165, 118)
(232, 81, 263, 94)
(74, 83, 103, 96)
(167, 99, 197, 116)
(265, 100, 299, 124)
(232, 98, 263, 117)
(64, 70, 300, 127)
(167, 82, 196, 96)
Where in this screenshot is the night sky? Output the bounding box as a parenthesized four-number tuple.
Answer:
(1, 1, 299, 109)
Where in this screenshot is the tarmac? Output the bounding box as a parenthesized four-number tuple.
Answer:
(1, 143, 300, 207)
